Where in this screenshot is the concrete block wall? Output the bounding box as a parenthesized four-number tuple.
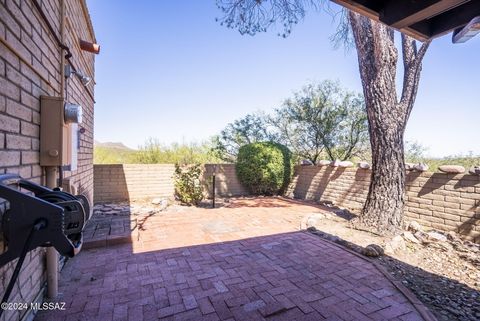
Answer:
(288, 165, 480, 242)
(202, 164, 248, 198)
(0, 1, 96, 320)
(93, 164, 249, 203)
(94, 164, 175, 202)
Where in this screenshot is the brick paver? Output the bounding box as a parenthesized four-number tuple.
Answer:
(35, 198, 429, 321)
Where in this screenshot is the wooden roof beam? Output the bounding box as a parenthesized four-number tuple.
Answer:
(379, 0, 470, 29)
(410, 0, 480, 39)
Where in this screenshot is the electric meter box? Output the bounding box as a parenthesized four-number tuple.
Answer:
(40, 96, 81, 170)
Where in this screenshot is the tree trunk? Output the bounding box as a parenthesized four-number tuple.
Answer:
(348, 12, 430, 234)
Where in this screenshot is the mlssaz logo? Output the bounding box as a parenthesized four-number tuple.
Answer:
(30, 302, 66, 311)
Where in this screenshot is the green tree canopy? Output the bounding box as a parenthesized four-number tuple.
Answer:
(271, 80, 368, 163)
(211, 113, 277, 161)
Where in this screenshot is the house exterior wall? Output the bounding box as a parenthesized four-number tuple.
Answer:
(0, 1, 95, 320)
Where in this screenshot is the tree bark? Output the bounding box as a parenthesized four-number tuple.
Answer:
(348, 12, 430, 234)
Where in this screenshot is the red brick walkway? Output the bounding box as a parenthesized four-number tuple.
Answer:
(35, 198, 430, 321)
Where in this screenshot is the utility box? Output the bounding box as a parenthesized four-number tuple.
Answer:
(40, 96, 82, 170)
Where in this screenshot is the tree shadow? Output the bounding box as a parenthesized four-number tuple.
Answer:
(308, 228, 479, 321)
(35, 230, 447, 321)
(289, 165, 336, 201)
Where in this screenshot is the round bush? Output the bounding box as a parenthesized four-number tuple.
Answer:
(236, 142, 293, 195)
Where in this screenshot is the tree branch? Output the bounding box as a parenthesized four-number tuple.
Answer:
(400, 34, 431, 118)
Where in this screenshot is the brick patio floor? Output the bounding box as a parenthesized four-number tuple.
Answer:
(35, 198, 431, 321)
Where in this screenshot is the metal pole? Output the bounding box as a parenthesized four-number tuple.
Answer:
(45, 167, 58, 299)
(212, 165, 217, 208)
(212, 172, 216, 208)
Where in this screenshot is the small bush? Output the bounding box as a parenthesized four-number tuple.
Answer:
(236, 142, 293, 195)
(174, 163, 204, 205)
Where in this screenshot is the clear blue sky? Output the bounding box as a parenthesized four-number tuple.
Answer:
(87, 0, 479, 157)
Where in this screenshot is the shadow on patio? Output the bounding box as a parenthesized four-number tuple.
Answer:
(32, 198, 457, 321)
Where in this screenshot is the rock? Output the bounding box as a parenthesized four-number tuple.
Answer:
(384, 243, 395, 255)
(426, 231, 448, 242)
(301, 159, 314, 166)
(446, 231, 461, 242)
(403, 231, 421, 244)
(357, 161, 370, 169)
(317, 160, 331, 166)
(305, 213, 326, 228)
(318, 200, 334, 207)
(414, 231, 429, 244)
(387, 235, 407, 252)
(330, 160, 340, 167)
(158, 199, 168, 211)
(438, 165, 466, 174)
(468, 166, 480, 175)
(405, 163, 416, 170)
(338, 161, 353, 168)
(151, 198, 168, 210)
(408, 221, 423, 233)
(364, 244, 384, 257)
(414, 163, 429, 172)
(428, 241, 453, 252)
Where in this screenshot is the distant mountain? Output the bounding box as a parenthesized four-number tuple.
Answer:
(94, 141, 134, 151)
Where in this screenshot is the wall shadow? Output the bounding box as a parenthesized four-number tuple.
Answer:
(417, 172, 451, 197)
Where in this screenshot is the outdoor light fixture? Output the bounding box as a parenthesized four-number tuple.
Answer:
(452, 16, 480, 43)
(64, 64, 92, 86)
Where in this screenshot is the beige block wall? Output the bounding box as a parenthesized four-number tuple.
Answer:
(202, 164, 248, 198)
(0, 1, 95, 320)
(288, 165, 480, 242)
(94, 164, 176, 202)
(93, 163, 249, 203)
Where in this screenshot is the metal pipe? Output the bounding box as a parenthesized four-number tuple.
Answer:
(212, 165, 217, 208)
(44, 167, 58, 299)
(212, 173, 216, 208)
(43, 0, 66, 300)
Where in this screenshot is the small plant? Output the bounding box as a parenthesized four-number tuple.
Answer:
(236, 142, 293, 195)
(174, 163, 204, 205)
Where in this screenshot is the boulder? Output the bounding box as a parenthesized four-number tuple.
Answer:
(338, 161, 353, 168)
(469, 166, 480, 175)
(438, 165, 466, 174)
(414, 231, 429, 244)
(363, 244, 384, 257)
(387, 235, 406, 253)
(446, 231, 461, 242)
(357, 161, 370, 169)
(152, 198, 168, 211)
(305, 213, 326, 228)
(330, 160, 340, 167)
(317, 160, 331, 166)
(402, 231, 420, 244)
(426, 231, 447, 242)
(301, 159, 314, 166)
(407, 221, 423, 233)
(414, 163, 429, 172)
(405, 163, 416, 171)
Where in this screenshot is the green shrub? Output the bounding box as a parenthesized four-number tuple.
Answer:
(236, 142, 293, 195)
(174, 163, 204, 205)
